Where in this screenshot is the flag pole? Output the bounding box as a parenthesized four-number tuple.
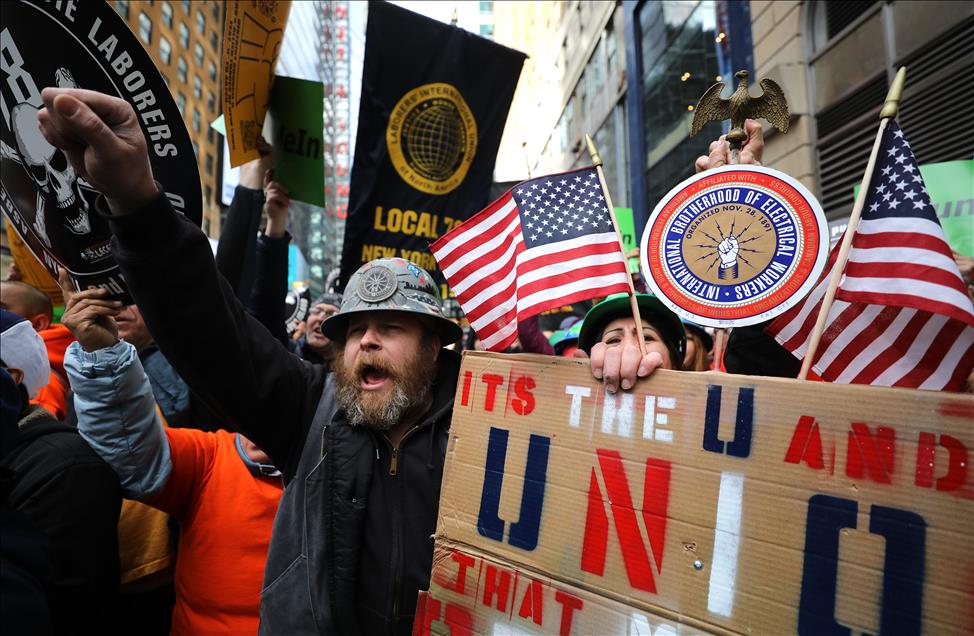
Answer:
(798, 67, 907, 380)
(586, 134, 648, 357)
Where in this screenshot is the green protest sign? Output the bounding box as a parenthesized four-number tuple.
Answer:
(853, 159, 973, 256)
(266, 76, 325, 207)
(615, 207, 639, 273)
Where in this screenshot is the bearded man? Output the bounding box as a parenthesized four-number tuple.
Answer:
(35, 87, 665, 635)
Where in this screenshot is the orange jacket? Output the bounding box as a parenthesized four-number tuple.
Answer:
(31, 324, 75, 419)
(148, 429, 282, 635)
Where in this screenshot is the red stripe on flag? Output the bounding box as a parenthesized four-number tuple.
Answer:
(518, 281, 632, 322)
(779, 295, 824, 352)
(518, 240, 625, 277)
(433, 207, 520, 272)
(835, 289, 974, 328)
(819, 306, 900, 379)
(852, 231, 954, 255)
(449, 237, 525, 301)
(517, 263, 633, 299)
(945, 339, 974, 392)
(813, 302, 870, 367)
(843, 261, 970, 294)
(850, 311, 931, 386)
(430, 192, 513, 252)
(894, 318, 967, 388)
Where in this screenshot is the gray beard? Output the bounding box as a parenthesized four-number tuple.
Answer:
(334, 381, 430, 432)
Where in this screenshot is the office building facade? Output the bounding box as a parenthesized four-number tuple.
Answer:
(114, 0, 225, 236)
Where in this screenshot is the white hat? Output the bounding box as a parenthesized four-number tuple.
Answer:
(0, 310, 50, 399)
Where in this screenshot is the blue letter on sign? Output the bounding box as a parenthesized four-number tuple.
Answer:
(477, 427, 551, 551)
(702, 385, 753, 458)
(799, 495, 926, 636)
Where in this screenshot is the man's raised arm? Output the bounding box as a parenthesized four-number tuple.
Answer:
(37, 88, 319, 474)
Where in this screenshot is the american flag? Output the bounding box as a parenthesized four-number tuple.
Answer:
(766, 120, 974, 391)
(431, 167, 631, 351)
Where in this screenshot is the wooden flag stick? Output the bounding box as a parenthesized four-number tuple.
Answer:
(712, 327, 727, 372)
(586, 134, 647, 357)
(798, 67, 906, 380)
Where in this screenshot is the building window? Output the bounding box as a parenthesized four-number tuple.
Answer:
(193, 75, 202, 99)
(479, 1, 493, 13)
(210, 30, 218, 50)
(211, 2, 221, 20)
(114, 1, 128, 19)
(176, 92, 186, 115)
(606, 20, 617, 83)
(205, 153, 213, 176)
(177, 57, 187, 83)
(179, 23, 189, 48)
(192, 141, 199, 157)
(208, 60, 217, 82)
(161, 1, 173, 28)
(636, 0, 723, 212)
(479, 24, 494, 39)
(159, 37, 171, 65)
(205, 184, 213, 205)
(807, 1, 974, 221)
(138, 12, 152, 44)
(207, 90, 216, 113)
(181, 0, 191, 13)
(194, 42, 204, 66)
(192, 108, 201, 133)
(590, 37, 606, 97)
(207, 127, 216, 145)
(196, 10, 206, 35)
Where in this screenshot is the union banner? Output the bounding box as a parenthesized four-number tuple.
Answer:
(339, 3, 525, 294)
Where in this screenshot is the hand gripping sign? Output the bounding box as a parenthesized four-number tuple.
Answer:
(0, 0, 200, 302)
(640, 165, 828, 327)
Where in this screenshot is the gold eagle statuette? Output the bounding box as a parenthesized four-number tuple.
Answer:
(690, 70, 790, 150)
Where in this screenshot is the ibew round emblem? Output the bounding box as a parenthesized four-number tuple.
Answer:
(640, 165, 827, 327)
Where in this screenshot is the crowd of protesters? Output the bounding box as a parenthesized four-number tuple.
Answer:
(0, 85, 970, 636)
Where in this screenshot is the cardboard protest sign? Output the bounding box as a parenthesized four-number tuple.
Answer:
(642, 165, 828, 328)
(221, 0, 291, 168)
(850, 159, 973, 256)
(421, 352, 973, 634)
(0, 0, 201, 301)
(266, 76, 324, 206)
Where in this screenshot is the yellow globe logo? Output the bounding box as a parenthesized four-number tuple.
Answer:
(387, 83, 477, 195)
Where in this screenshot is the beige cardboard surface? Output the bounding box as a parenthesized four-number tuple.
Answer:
(422, 352, 974, 635)
(221, 1, 291, 167)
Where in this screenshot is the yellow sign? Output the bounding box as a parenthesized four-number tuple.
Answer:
(386, 83, 477, 196)
(221, 0, 291, 168)
(4, 221, 63, 306)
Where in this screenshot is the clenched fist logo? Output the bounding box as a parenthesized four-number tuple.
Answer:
(717, 235, 739, 280)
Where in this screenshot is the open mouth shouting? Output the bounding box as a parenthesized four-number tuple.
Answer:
(359, 363, 393, 391)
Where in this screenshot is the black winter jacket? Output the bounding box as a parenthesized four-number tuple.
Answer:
(1, 406, 122, 634)
(105, 192, 460, 635)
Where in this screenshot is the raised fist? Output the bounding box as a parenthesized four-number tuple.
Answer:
(717, 235, 739, 279)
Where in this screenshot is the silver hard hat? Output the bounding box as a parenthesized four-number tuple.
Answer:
(321, 258, 463, 345)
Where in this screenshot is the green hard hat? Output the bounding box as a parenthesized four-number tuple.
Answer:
(577, 293, 686, 361)
(321, 258, 463, 345)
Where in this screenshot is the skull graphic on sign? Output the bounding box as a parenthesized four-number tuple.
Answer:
(0, 67, 92, 247)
